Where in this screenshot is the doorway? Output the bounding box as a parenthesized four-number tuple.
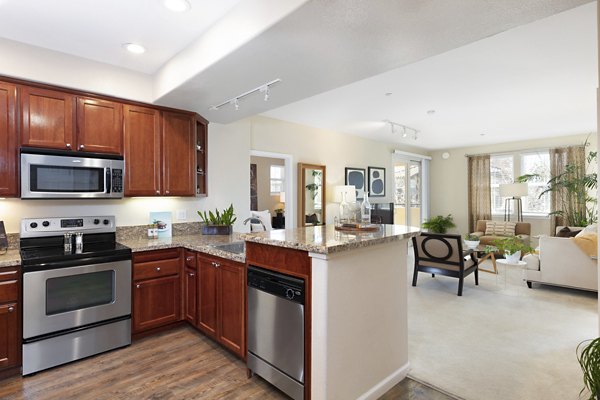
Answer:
(249, 151, 295, 229)
(394, 159, 422, 228)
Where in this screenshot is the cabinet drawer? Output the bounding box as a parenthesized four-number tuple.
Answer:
(0, 269, 18, 283)
(0, 280, 18, 303)
(133, 248, 180, 263)
(134, 258, 180, 281)
(184, 251, 196, 268)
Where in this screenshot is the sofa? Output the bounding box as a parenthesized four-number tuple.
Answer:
(471, 220, 531, 247)
(523, 226, 597, 292)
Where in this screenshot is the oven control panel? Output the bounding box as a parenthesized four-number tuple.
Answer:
(20, 216, 116, 238)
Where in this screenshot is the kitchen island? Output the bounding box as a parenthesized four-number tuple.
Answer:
(242, 224, 419, 400)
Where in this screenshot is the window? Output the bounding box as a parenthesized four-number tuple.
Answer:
(520, 152, 550, 214)
(270, 165, 285, 194)
(490, 152, 550, 216)
(490, 155, 514, 215)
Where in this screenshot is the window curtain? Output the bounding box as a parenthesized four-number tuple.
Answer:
(468, 155, 492, 232)
(549, 146, 586, 234)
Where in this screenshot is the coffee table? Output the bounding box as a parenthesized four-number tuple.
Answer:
(472, 245, 498, 274)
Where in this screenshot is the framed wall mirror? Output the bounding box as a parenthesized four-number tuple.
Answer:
(298, 163, 326, 227)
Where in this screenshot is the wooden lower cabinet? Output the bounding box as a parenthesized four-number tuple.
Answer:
(0, 268, 20, 373)
(197, 254, 245, 358)
(132, 249, 182, 334)
(183, 266, 197, 325)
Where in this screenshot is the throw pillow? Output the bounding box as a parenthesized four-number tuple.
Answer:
(572, 233, 598, 258)
(485, 221, 516, 236)
(557, 227, 581, 238)
(485, 222, 496, 236)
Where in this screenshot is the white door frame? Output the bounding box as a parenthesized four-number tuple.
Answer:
(250, 150, 296, 229)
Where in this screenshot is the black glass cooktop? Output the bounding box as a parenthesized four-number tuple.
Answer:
(21, 242, 131, 264)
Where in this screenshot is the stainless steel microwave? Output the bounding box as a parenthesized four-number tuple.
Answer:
(20, 148, 124, 199)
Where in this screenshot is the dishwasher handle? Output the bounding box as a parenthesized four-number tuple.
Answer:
(248, 265, 305, 305)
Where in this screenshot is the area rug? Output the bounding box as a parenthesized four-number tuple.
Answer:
(406, 255, 598, 400)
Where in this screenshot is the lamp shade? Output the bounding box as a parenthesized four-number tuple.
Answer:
(499, 183, 528, 198)
(279, 192, 286, 203)
(334, 185, 356, 203)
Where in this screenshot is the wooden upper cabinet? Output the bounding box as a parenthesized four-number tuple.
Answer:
(123, 105, 161, 196)
(0, 82, 18, 197)
(76, 97, 123, 154)
(162, 111, 195, 196)
(20, 86, 75, 150)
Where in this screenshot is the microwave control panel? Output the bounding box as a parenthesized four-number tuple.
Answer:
(111, 169, 123, 193)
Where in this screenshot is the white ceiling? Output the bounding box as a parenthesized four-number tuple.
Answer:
(0, 0, 242, 74)
(0, 0, 595, 151)
(263, 2, 598, 150)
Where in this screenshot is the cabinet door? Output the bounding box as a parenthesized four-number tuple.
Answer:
(77, 97, 123, 154)
(184, 266, 197, 325)
(21, 86, 75, 150)
(133, 275, 180, 333)
(197, 257, 218, 338)
(123, 105, 161, 196)
(218, 261, 245, 358)
(162, 111, 195, 196)
(0, 82, 18, 197)
(0, 302, 18, 369)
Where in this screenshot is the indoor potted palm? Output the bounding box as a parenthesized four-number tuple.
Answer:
(197, 204, 237, 235)
(492, 236, 534, 263)
(577, 337, 600, 400)
(422, 214, 456, 234)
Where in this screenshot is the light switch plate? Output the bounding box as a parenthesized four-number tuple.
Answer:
(176, 210, 187, 220)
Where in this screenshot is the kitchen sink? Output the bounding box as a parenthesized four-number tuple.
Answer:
(212, 241, 245, 255)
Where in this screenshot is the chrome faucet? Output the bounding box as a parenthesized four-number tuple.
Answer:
(243, 217, 266, 231)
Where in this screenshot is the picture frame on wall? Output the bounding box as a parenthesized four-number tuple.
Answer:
(345, 167, 366, 200)
(368, 167, 386, 197)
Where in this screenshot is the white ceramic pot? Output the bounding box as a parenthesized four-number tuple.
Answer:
(464, 240, 480, 250)
(504, 250, 521, 263)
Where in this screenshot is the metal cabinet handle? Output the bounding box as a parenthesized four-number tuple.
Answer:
(189, 273, 195, 277)
(156, 190, 160, 194)
(211, 262, 216, 267)
(136, 284, 141, 289)
(8, 306, 14, 312)
(215, 263, 220, 268)
(165, 190, 170, 195)
(79, 144, 85, 150)
(156, 267, 161, 271)
(66, 143, 72, 149)
(186, 257, 193, 262)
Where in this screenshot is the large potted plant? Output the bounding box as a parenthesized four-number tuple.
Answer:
(422, 214, 456, 234)
(519, 142, 597, 227)
(197, 204, 237, 235)
(577, 337, 600, 400)
(492, 236, 534, 263)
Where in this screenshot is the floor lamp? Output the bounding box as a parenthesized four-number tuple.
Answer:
(499, 183, 528, 222)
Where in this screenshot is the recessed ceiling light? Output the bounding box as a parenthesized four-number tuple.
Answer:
(123, 43, 146, 54)
(480, 133, 486, 136)
(163, 0, 191, 12)
(427, 109, 436, 115)
(385, 92, 393, 96)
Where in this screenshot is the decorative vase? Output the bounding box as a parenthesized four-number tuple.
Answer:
(504, 250, 521, 263)
(201, 225, 232, 235)
(464, 240, 480, 250)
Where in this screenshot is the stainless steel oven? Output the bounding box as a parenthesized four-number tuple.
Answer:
(20, 216, 132, 375)
(20, 148, 124, 199)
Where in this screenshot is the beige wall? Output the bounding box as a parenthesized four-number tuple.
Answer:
(250, 156, 285, 214)
(250, 115, 428, 225)
(429, 133, 597, 241)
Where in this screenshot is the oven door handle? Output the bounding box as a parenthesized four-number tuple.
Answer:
(106, 168, 112, 194)
(23, 253, 131, 272)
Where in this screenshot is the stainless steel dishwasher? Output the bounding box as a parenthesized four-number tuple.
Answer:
(247, 266, 305, 400)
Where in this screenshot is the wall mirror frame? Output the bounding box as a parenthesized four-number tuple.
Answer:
(298, 163, 326, 227)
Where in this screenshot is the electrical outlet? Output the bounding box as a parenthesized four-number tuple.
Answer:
(176, 210, 187, 220)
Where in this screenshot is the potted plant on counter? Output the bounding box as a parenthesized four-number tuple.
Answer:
(422, 214, 456, 234)
(198, 204, 237, 235)
(578, 337, 600, 400)
(492, 236, 534, 263)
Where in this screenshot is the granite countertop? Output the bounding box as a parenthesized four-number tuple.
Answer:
(240, 224, 420, 254)
(0, 250, 22, 269)
(119, 233, 246, 263)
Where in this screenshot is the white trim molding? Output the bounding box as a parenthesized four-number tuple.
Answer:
(393, 149, 432, 160)
(357, 362, 411, 400)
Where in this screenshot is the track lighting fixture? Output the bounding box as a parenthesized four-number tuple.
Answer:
(384, 120, 419, 141)
(209, 79, 281, 111)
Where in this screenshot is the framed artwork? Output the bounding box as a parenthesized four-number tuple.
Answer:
(250, 164, 258, 211)
(368, 167, 386, 197)
(345, 167, 366, 200)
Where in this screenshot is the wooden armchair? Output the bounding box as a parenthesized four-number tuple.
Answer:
(412, 233, 479, 296)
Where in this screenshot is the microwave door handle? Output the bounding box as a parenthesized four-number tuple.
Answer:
(106, 168, 112, 193)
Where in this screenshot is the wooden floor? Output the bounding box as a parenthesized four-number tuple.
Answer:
(0, 326, 456, 400)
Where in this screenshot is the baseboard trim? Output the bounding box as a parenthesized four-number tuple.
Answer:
(357, 362, 411, 400)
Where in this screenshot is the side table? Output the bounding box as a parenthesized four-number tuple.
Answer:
(474, 245, 498, 274)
